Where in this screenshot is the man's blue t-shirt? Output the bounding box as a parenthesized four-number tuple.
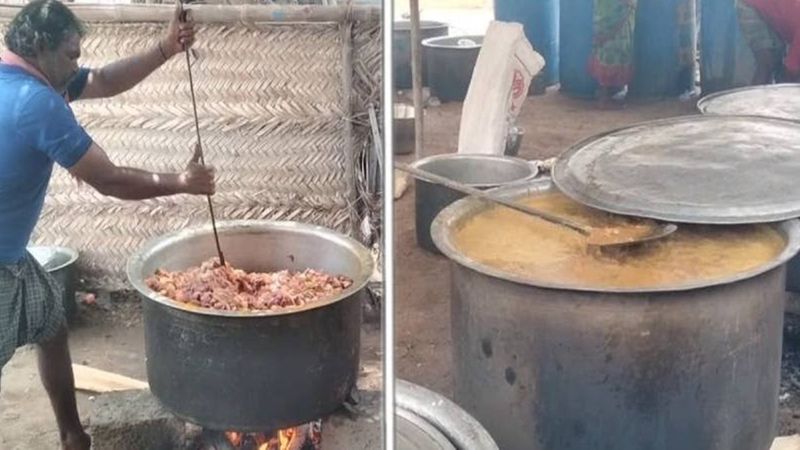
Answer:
(0, 65, 92, 264)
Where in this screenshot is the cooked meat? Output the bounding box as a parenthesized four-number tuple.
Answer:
(146, 258, 353, 311)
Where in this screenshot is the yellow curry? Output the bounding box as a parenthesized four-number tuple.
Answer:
(453, 192, 785, 289)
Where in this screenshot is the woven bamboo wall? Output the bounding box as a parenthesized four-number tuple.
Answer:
(0, 5, 381, 288)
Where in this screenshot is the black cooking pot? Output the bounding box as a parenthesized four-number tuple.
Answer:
(127, 221, 373, 432)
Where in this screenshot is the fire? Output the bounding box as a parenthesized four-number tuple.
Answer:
(221, 420, 322, 450)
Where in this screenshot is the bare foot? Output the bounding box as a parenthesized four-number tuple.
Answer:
(62, 431, 91, 450)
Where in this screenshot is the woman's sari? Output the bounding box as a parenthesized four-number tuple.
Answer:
(589, 0, 638, 88)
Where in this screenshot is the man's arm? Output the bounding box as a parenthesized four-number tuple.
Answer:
(77, 6, 195, 100)
(68, 142, 214, 200)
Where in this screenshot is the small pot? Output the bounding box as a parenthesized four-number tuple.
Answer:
(504, 127, 524, 157)
(410, 154, 539, 253)
(394, 103, 416, 156)
(27, 245, 79, 321)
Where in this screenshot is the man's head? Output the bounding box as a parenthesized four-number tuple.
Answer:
(4, 0, 85, 91)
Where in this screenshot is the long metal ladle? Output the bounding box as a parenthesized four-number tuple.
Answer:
(179, 0, 225, 265)
(396, 162, 678, 249)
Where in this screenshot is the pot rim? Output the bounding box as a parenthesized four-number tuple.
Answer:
(393, 20, 449, 31)
(431, 178, 800, 294)
(421, 34, 483, 49)
(409, 153, 539, 189)
(27, 245, 79, 272)
(697, 83, 800, 118)
(126, 220, 374, 318)
(396, 379, 499, 450)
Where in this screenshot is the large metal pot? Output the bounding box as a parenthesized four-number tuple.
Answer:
(393, 20, 450, 90)
(432, 179, 800, 450)
(127, 221, 373, 432)
(411, 154, 538, 253)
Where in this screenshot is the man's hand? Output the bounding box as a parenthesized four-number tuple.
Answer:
(160, 4, 196, 59)
(69, 142, 215, 200)
(179, 143, 216, 195)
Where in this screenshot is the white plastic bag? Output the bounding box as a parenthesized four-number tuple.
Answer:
(458, 21, 545, 155)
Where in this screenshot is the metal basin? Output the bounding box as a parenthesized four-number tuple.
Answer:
(422, 35, 483, 102)
(396, 379, 499, 450)
(411, 154, 538, 253)
(127, 220, 373, 432)
(432, 179, 800, 450)
(28, 245, 79, 321)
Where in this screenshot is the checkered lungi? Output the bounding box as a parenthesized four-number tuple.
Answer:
(737, 0, 785, 55)
(0, 252, 66, 370)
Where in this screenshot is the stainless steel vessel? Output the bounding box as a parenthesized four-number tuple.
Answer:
(28, 245, 79, 320)
(432, 179, 800, 450)
(396, 379, 499, 450)
(411, 154, 538, 253)
(127, 220, 373, 431)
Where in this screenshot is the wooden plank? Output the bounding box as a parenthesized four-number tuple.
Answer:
(72, 364, 148, 393)
(772, 435, 800, 450)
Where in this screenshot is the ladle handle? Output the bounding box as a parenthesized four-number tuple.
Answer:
(396, 162, 590, 235)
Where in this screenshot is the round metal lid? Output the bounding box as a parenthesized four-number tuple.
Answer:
(553, 115, 800, 224)
(698, 84, 800, 121)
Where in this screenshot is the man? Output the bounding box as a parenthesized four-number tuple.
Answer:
(737, 0, 800, 84)
(0, 1, 215, 449)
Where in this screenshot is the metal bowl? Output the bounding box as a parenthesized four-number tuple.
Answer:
(27, 245, 79, 320)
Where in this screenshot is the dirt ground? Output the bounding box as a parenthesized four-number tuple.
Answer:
(393, 89, 800, 435)
(0, 294, 382, 449)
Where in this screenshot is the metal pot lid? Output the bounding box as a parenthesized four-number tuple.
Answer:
(697, 84, 800, 121)
(396, 409, 456, 450)
(552, 115, 800, 224)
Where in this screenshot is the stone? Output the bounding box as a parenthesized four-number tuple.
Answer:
(88, 387, 381, 450)
(88, 389, 197, 450)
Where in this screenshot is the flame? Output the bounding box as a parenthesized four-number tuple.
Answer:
(222, 421, 321, 450)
